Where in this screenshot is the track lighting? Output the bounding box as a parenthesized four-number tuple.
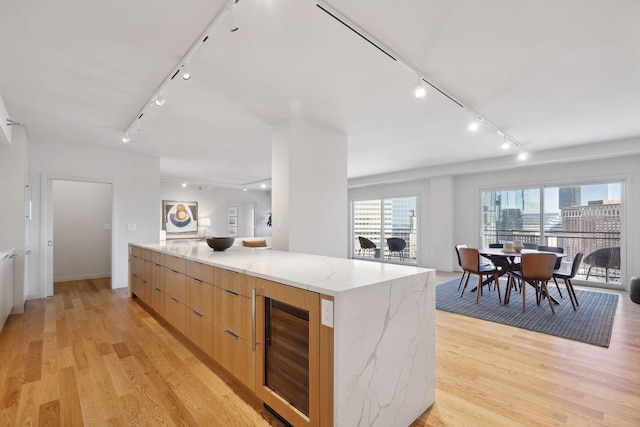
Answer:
(182, 183, 187, 188)
(227, 6, 239, 32)
(517, 151, 528, 161)
(261, 183, 266, 189)
(154, 94, 166, 107)
(243, 186, 247, 192)
(501, 138, 510, 150)
(468, 117, 481, 132)
(182, 63, 192, 80)
(413, 77, 427, 100)
(122, 132, 130, 143)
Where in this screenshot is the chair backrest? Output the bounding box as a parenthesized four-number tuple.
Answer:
(521, 253, 557, 281)
(455, 244, 467, 268)
(459, 247, 480, 273)
(387, 238, 406, 251)
(584, 247, 621, 269)
(522, 242, 538, 249)
(569, 252, 584, 277)
(489, 243, 503, 248)
(537, 245, 564, 268)
(358, 236, 376, 249)
(242, 239, 267, 247)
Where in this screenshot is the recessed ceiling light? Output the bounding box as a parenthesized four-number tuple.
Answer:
(182, 183, 187, 187)
(261, 183, 267, 189)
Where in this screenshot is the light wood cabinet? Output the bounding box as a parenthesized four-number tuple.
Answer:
(213, 323, 255, 390)
(186, 277, 214, 320)
(164, 293, 186, 334)
(213, 286, 252, 341)
(163, 267, 186, 302)
(215, 268, 254, 297)
(186, 261, 214, 284)
(186, 309, 214, 358)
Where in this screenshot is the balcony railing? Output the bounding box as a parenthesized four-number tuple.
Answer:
(353, 228, 417, 264)
(483, 229, 621, 284)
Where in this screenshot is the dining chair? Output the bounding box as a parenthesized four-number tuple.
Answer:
(459, 248, 502, 304)
(536, 245, 564, 298)
(552, 252, 584, 311)
(455, 244, 469, 291)
(506, 253, 557, 314)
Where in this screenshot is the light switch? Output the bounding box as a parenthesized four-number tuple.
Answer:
(321, 299, 334, 328)
(127, 223, 136, 231)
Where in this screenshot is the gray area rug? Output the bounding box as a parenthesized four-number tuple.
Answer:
(436, 278, 619, 347)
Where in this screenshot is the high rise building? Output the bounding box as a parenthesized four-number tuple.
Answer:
(559, 187, 581, 209)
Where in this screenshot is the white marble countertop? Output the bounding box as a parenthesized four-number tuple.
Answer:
(1, 248, 15, 260)
(134, 240, 432, 296)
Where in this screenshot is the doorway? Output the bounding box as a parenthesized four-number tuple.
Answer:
(42, 177, 115, 296)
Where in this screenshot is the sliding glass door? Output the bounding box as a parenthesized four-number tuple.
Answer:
(352, 196, 417, 264)
(482, 182, 623, 287)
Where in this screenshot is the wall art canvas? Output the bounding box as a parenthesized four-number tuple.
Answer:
(163, 200, 198, 235)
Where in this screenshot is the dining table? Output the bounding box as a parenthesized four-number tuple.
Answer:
(479, 247, 567, 305)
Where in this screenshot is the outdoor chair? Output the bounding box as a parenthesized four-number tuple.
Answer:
(584, 247, 621, 282)
(357, 236, 377, 257)
(387, 238, 406, 261)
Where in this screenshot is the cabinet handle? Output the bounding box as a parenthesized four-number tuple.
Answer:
(224, 289, 239, 297)
(171, 297, 178, 303)
(224, 329, 239, 339)
(155, 287, 162, 292)
(225, 269, 237, 274)
(192, 310, 203, 317)
(251, 288, 256, 351)
(192, 277, 203, 283)
(170, 269, 178, 274)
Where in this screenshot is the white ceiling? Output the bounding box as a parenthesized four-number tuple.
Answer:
(1, 0, 639, 189)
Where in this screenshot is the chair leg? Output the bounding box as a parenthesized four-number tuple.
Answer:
(541, 280, 555, 314)
(476, 275, 482, 304)
(521, 277, 526, 312)
(553, 277, 563, 298)
(564, 279, 578, 310)
(494, 274, 502, 304)
(586, 265, 593, 280)
(460, 274, 471, 298)
(457, 271, 468, 291)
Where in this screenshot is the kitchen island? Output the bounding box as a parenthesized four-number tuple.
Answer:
(129, 240, 435, 427)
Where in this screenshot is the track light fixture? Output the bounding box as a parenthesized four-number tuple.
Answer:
(517, 151, 528, 161)
(182, 62, 192, 80)
(501, 138, 510, 150)
(243, 186, 247, 192)
(468, 117, 481, 132)
(413, 76, 427, 100)
(122, 132, 131, 143)
(154, 93, 166, 107)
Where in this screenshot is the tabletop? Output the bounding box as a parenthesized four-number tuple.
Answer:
(479, 247, 567, 258)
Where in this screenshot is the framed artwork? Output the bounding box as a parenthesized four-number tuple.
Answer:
(162, 200, 199, 236)
(228, 206, 238, 217)
(228, 226, 238, 236)
(228, 217, 237, 226)
(227, 205, 238, 236)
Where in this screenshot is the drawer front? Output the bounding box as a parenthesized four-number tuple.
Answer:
(142, 259, 153, 283)
(163, 268, 186, 302)
(213, 324, 255, 391)
(130, 245, 140, 257)
(164, 294, 186, 335)
(215, 268, 254, 298)
(151, 286, 165, 317)
(213, 286, 252, 341)
(186, 261, 214, 284)
(141, 248, 154, 262)
(131, 275, 143, 298)
(186, 310, 214, 358)
(186, 277, 214, 320)
(162, 254, 186, 274)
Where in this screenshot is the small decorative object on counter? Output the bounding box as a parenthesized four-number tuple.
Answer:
(206, 237, 235, 251)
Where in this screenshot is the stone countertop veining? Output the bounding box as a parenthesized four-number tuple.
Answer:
(133, 240, 432, 296)
(0, 248, 15, 260)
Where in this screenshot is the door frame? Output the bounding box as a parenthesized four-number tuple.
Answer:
(41, 175, 116, 297)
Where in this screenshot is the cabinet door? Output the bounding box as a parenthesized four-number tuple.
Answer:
(186, 261, 214, 284)
(215, 268, 254, 297)
(255, 278, 320, 427)
(186, 277, 214, 320)
(163, 268, 186, 302)
(164, 294, 186, 335)
(213, 286, 252, 341)
(186, 309, 214, 358)
(213, 324, 255, 391)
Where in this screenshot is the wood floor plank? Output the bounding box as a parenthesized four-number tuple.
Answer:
(38, 399, 60, 427)
(59, 366, 83, 426)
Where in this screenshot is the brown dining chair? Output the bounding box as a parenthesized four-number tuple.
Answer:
(552, 252, 584, 311)
(506, 253, 557, 314)
(536, 245, 564, 298)
(459, 248, 502, 304)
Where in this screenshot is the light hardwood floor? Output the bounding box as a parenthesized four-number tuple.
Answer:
(0, 274, 638, 426)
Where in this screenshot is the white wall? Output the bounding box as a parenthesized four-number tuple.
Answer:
(0, 126, 28, 313)
(28, 143, 160, 297)
(160, 183, 272, 238)
(53, 180, 112, 281)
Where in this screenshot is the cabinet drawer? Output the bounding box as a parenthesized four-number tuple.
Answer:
(141, 248, 154, 262)
(162, 254, 186, 274)
(186, 309, 214, 358)
(151, 286, 165, 317)
(163, 267, 186, 302)
(213, 324, 255, 391)
(164, 294, 186, 335)
(130, 245, 140, 257)
(215, 268, 254, 298)
(186, 261, 214, 284)
(213, 286, 252, 341)
(186, 277, 214, 320)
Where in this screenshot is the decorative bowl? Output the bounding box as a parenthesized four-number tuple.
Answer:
(206, 237, 235, 251)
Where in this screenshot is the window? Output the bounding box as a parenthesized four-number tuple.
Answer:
(352, 196, 417, 264)
(482, 182, 623, 287)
